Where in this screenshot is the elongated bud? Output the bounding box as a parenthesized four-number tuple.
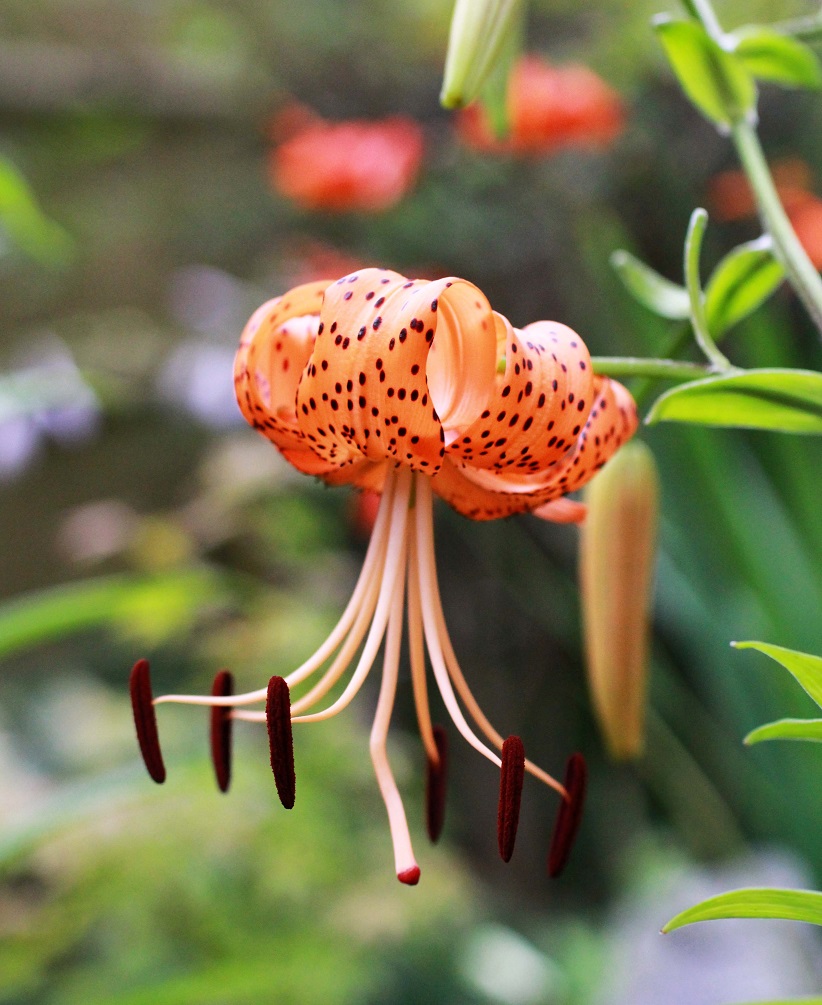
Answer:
(547, 753, 587, 877)
(266, 676, 296, 809)
(497, 735, 525, 862)
(210, 670, 233, 793)
(580, 441, 659, 760)
(440, 0, 525, 109)
(129, 659, 166, 783)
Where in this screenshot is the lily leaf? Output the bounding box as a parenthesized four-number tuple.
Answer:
(745, 718, 822, 745)
(732, 27, 822, 89)
(0, 157, 74, 264)
(663, 888, 822, 932)
(654, 17, 757, 128)
(646, 368, 822, 433)
(0, 570, 228, 658)
(705, 238, 785, 336)
(610, 250, 690, 319)
(732, 641, 822, 709)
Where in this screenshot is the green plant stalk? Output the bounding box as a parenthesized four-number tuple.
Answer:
(592, 356, 711, 381)
(688, 0, 822, 337)
(685, 209, 734, 369)
(688, 0, 726, 40)
(731, 121, 822, 335)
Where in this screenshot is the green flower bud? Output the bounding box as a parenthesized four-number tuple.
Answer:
(440, 0, 525, 109)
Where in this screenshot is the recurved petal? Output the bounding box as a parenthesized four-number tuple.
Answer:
(234, 281, 343, 477)
(431, 375, 637, 520)
(546, 375, 639, 497)
(295, 269, 497, 476)
(446, 318, 594, 476)
(532, 498, 588, 523)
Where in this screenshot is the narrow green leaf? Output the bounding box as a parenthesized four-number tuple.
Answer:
(654, 17, 757, 128)
(733, 27, 822, 89)
(705, 238, 785, 336)
(663, 888, 822, 932)
(733, 641, 822, 709)
(745, 718, 822, 745)
(0, 570, 226, 660)
(610, 250, 690, 319)
(683, 208, 732, 370)
(0, 157, 74, 264)
(646, 368, 822, 433)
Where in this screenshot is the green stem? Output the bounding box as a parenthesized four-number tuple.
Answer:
(684, 209, 734, 369)
(688, 0, 822, 338)
(591, 356, 711, 381)
(731, 121, 822, 335)
(688, 0, 727, 41)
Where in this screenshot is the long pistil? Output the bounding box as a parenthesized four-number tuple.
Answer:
(369, 539, 420, 885)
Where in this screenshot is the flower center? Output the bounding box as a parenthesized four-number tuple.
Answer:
(137, 467, 575, 883)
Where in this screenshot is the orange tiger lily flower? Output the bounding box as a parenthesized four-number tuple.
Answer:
(132, 268, 637, 884)
(708, 158, 822, 269)
(269, 112, 424, 213)
(708, 158, 815, 222)
(458, 56, 624, 156)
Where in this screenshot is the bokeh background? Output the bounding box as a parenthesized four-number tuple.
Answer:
(2, 0, 822, 1002)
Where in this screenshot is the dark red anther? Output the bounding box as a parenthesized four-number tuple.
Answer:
(497, 735, 525, 862)
(129, 659, 166, 784)
(548, 753, 587, 878)
(425, 724, 449, 843)
(209, 670, 233, 793)
(398, 865, 421, 886)
(266, 675, 296, 809)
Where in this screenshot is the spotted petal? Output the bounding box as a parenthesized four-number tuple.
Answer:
(295, 269, 498, 477)
(447, 318, 595, 477)
(234, 281, 343, 476)
(432, 376, 638, 520)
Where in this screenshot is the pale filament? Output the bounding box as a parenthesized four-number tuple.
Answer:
(233, 466, 411, 724)
(420, 487, 566, 798)
(290, 466, 411, 723)
(413, 475, 502, 771)
(155, 467, 398, 711)
(406, 526, 439, 765)
(369, 544, 418, 879)
(151, 461, 566, 830)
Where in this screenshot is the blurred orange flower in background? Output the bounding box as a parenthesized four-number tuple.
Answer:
(269, 106, 424, 213)
(457, 56, 624, 156)
(708, 157, 822, 268)
(786, 197, 822, 269)
(708, 158, 814, 222)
